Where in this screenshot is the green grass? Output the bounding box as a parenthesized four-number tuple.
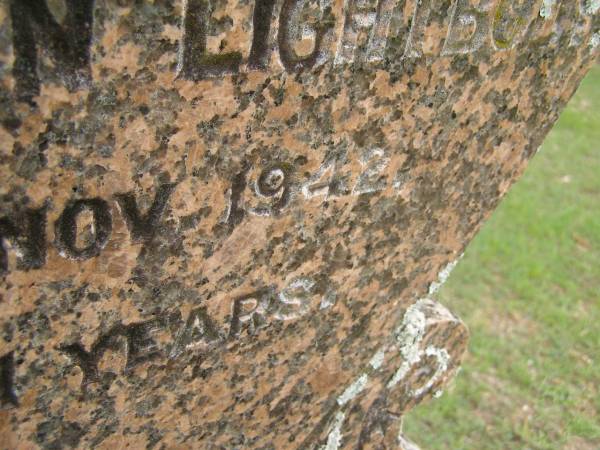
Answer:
(403, 65, 600, 450)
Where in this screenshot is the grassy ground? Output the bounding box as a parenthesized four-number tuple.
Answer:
(403, 66, 600, 449)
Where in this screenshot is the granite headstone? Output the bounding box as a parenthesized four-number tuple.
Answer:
(0, 0, 598, 448)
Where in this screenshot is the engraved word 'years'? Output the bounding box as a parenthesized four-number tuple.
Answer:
(52, 278, 333, 393)
(1, 277, 334, 401)
(7, 0, 597, 102)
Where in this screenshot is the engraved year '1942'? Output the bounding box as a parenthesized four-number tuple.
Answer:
(7, 0, 598, 101)
(0, 147, 396, 274)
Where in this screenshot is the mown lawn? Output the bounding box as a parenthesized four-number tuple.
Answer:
(403, 65, 600, 449)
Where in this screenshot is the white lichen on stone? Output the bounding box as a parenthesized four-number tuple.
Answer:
(585, 0, 600, 15)
(323, 299, 459, 448)
(591, 32, 600, 49)
(387, 299, 454, 398)
(387, 360, 412, 389)
(369, 349, 385, 370)
(396, 302, 427, 364)
(320, 412, 346, 450)
(320, 288, 337, 310)
(337, 373, 368, 406)
(412, 346, 450, 397)
(387, 300, 427, 388)
(540, 0, 556, 19)
(428, 256, 462, 296)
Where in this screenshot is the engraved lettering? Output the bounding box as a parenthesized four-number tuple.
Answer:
(170, 307, 222, 358)
(3, 0, 585, 98)
(54, 198, 112, 260)
(274, 277, 315, 320)
(320, 287, 337, 309)
(492, 0, 538, 50)
(583, 0, 600, 15)
(302, 159, 336, 199)
(257, 166, 287, 197)
(248, 0, 277, 70)
(59, 335, 110, 388)
(442, 0, 494, 56)
(569, 0, 596, 48)
(508, 0, 564, 60)
(278, 0, 334, 72)
(0, 206, 47, 275)
(404, 0, 437, 58)
(335, 0, 378, 65)
(60, 320, 164, 388)
(302, 154, 350, 199)
(115, 183, 176, 244)
(220, 164, 249, 234)
(177, 0, 243, 80)
(529, 0, 561, 35)
(55, 278, 336, 392)
(540, 0, 557, 19)
(248, 163, 294, 216)
(352, 147, 390, 195)
(122, 320, 163, 370)
(393, 167, 410, 192)
(9, 0, 95, 103)
(229, 289, 273, 337)
(366, 0, 397, 62)
(0, 352, 18, 409)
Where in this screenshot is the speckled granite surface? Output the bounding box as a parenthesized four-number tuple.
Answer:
(0, 0, 597, 448)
